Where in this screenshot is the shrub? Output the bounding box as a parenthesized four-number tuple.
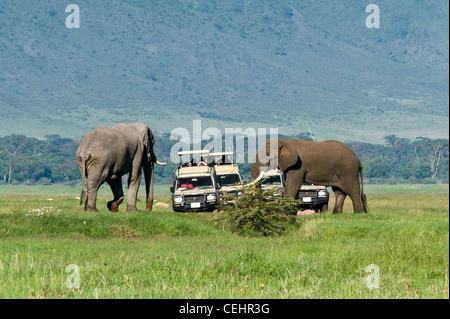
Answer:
(214, 185, 299, 237)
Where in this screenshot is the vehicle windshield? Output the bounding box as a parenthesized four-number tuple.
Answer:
(177, 176, 213, 189)
(261, 175, 282, 185)
(218, 174, 241, 186)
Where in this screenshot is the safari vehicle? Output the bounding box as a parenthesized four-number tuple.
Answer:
(170, 150, 220, 212)
(208, 151, 243, 199)
(258, 169, 285, 198)
(297, 184, 329, 212)
(257, 169, 329, 211)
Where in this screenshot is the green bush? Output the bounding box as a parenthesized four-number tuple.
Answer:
(214, 185, 299, 237)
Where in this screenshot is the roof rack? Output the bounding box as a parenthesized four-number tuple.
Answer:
(208, 151, 234, 157)
(177, 150, 210, 156)
(207, 151, 235, 165)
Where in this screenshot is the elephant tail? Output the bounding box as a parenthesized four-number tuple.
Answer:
(360, 164, 368, 213)
(79, 155, 90, 206)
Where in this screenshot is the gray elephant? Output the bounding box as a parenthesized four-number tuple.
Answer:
(76, 123, 166, 212)
(251, 138, 368, 214)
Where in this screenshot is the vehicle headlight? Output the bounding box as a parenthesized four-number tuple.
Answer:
(206, 194, 216, 201)
(237, 192, 242, 197)
(173, 196, 183, 203)
(318, 190, 327, 197)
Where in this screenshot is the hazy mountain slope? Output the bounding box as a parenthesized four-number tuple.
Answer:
(0, 0, 448, 143)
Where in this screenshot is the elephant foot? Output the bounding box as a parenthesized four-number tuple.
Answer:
(126, 204, 138, 212)
(107, 197, 124, 212)
(85, 206, 98, 212)
(146, 202, 153, 211)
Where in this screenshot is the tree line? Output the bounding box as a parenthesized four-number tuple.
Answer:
(0, 133, 448, 185)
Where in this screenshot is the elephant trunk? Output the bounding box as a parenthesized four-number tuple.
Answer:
(251, 142, 275, 180)
(148, 144, 166, 166)
(144, 161, 154, 211)
(144, 144, 165, 211)
(251, 161, 260, 181)
(251, 158, 269, 181)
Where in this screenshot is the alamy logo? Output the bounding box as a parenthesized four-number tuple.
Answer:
(66, 4, 80, 29)
(365, 4, 380, 29)
(169, 120, 278, 165)
(365, 264, 380, 289)
(65, 264, 80, 289)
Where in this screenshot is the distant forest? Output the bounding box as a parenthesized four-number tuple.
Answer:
(0, 133, 448, 185)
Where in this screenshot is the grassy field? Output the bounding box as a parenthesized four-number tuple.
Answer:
(0, 184, 448, 298)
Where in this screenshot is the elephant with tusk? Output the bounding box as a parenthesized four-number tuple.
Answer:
(251, 138, 368, 214)
(76, 123, 166, 212)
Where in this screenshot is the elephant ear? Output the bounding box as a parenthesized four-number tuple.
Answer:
(142, 126, 155, 163)
(278, 142, 300, 172)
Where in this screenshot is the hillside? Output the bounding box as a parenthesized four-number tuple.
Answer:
(0, 0, 448, 143)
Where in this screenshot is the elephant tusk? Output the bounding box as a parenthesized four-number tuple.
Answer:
(246, 171, 266, 186)
(155, 160, 166, 166)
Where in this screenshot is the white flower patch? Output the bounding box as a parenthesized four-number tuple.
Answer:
(26, 207, 61, 217)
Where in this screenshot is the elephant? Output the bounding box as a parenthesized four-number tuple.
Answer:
(251, 138, 368, 214)
(76, 123, 166, 212)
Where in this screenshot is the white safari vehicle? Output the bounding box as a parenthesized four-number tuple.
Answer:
(297, 184, 329, 212)
(255, 169, 329, 212)
(258, 169, 285, 198)
(170, 150, 220, 212)
(208, 152, 243, 199)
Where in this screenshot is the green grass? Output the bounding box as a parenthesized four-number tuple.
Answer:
(0, 184, 448, 298)
(363, 183, 449, 195)
(0, 183, 172, 197)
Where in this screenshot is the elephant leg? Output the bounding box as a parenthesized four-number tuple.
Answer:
(84, 170, 104, 211)
(332, 186, 347, 214)
(106, 178, 124, 212)
(342, 170, 365, 213)
(127, 169, 142, 211)
(348, 188, 364, 213)
(85, 189, 98, 211)
(284, 170, 305, 199)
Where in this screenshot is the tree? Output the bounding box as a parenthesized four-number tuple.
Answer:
(364, 157, 391, 178)
(0, 135, 43, 183)
(0, 135, 28, 183)
(416, 137, 449, 180)
(384, 135, 411, 162)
